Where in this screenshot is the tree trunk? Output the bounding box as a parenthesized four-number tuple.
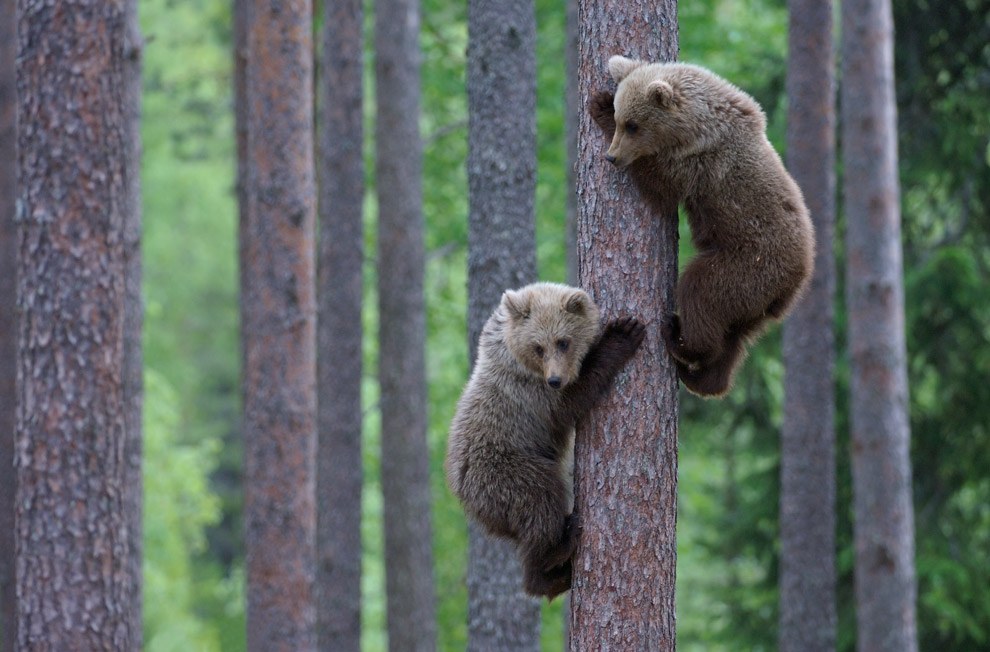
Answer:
(841, 0, 918, 650)
(569, 1, 679, 649)
(15, 1, 136, 648)
(0, 0, 16, 646)
(240, 0, 318, 649)
(464, 0, 541, 649)
(779, 0, 837, 650)
(122, 2, 145, 647)
(316, 0, 364, 649)
(375, 0, 438, 648)
(564, 0, 580, 285)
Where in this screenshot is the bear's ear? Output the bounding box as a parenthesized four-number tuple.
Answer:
(608, 55, 643, 83)
(502, 289, 530, 321)
(564, 290, 591, 316)
(648, 79, 677, 108)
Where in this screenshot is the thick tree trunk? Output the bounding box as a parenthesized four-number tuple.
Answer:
(841, 0, 918, 650)
(464, 0, 541, 649)
(779, 1, 837, 650)
(564, 0, 580, 285)
(375, 0, 438, 649)
(316, 0, 364, 649)
(0, 0, 16, 646)
(122, 2, 145, 646)
(569, 1, 679, 649)
(240, 0, 318, 650)
(15, 1, 136, 648)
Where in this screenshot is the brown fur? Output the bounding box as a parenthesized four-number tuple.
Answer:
(589, 56, 815, 397)
(445, 283, 645, 599)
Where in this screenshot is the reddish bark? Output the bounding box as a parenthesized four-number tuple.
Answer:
(779, 0, 837, 649)
(240, 1, 318, 650)
(316, 0, 364, 648)
(569, 1, 679, 649)
(841, 0, 918, 650)
(16, 0, 137, 648)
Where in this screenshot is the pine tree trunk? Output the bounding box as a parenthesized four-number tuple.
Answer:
(375, 0, 438, 648)
(15, 1, 136, 648)
(841, 0, 918, 650)
(564, 0, 580, 286)
(779, 0, 837, 649)
(0, 0, 16, 645)
(240, 0, 318, 649)
(464, 0, 541, 649)
(569, 1, 679, 649)
(316, 0, 364, 648)
(122, 2, 145, 646)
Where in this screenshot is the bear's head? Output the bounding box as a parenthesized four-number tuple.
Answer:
(500, 283, 601, 390)
(603, 55, 760, 166)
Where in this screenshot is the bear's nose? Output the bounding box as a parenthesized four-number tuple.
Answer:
(605, 154, 617, 164)
(547, 376, 562, 389)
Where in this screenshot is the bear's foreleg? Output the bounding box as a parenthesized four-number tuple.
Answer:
(589, 90, 617, 139)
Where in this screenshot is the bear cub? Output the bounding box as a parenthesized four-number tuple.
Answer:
(445, 282, 645, 599)
(590, 55, 815, 397)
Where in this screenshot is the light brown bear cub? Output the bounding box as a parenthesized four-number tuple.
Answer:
(590, 55, 814, 397)
(445, 282, 645, 599)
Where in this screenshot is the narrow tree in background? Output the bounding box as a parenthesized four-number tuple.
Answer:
(841, 0, 918, 650)
(465, 0, 540, 649)
(0, 0, 16, 646)
(123, 1, 145, 646)
(375, 0, 438, 648)
(240, 0, 318, 649)
(316, 0, 364, 648)
(779, 0, 837, 649)
(15, 0, 136, 647)
(570, 0, 679, 648)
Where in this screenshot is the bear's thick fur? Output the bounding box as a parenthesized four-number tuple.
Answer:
(445, 283, 645, 599)
(590, 56, 814, 397)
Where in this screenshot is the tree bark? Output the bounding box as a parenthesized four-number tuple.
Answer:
(15, 0, 136, 648)
(569, 1, 679, 649)
(564, 0, 580, 285)
(0, 0, 16, 646)
(240, 0, 318, 650)
(464, 0, 541, 649)
(841, 0, 918, 650)
(779, 1, 837, 650)
(316, 0, 364, 649)
(375, 0, 438, 649)
(123, 2, 145, 647)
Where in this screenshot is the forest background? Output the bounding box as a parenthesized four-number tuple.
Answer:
(136, 0, 988, 649)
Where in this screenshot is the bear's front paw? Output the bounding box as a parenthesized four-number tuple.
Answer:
(589, 90, 616, 133)
(601, 316, 647, 360)
(661, 314, 702, 368)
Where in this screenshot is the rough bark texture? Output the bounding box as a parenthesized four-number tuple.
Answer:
(0, 0, 16, 646)
(15, 1, 136, 648)
(240, 0, 318, 650)
(569, 2, 679, 649)
(779, 1, 837, 650)
(316, 0, 364, 649)
(564, 0, 580, 285)
(841, 0, 918, 650)
(465, 1, 541, 648)
(123, 2, 145, 646)
(375, 0, 438, 649)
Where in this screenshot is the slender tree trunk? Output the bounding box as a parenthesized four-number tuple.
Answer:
(15, 1, 136, 648)
(240, 0, 318, 649)
(375, 0, 438, 649)
(316, 0, 364, 648)
(564, 0, 580, 285)
(122, 2, 145, 646)
(841, 0, 918, 650)
(0, 0, 16, 646)
(779, 0, 837, 650)
(569, 1, 679, 649)
(465, 0, 541, 648)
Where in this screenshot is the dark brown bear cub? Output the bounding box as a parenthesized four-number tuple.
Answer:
(590, 55, 815, 397)
(445, 283, 645, 599)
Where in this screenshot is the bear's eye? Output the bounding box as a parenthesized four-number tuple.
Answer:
(556, 339, 570, 353)
(625, 121, 639, 135)
(534, 345, 545, 359)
